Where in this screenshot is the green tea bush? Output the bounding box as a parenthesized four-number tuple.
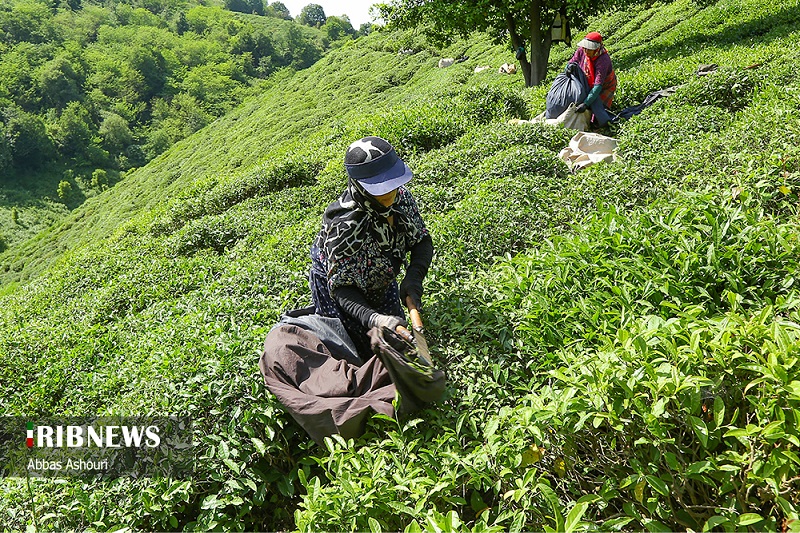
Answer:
(409, 122, 573, 212)
(452, 85, 530, 123)
(294, 412, 567, 533)
(297, 191, 800, 532)
(513, 303, 800, 531)
(431, 145, 567, 269)
(362, 85, 529, 156)
(673, 68, 759, 111)
(149, 145, 331, 237)
(611, 61, 693, 110)
(619, 103, 729, 157)
(593, 4, 659, 42)
(489, 194, 799, 529)
(169, 215, 248, 255)
(371, 102, 469, 155)
(366, 27, 436, 55)
(490, 193, 799, 353)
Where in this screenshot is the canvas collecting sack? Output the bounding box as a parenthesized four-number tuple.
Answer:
(368, 326, 446, 412)
(554, 103, 590, 131)
(526, 102, 590, 131)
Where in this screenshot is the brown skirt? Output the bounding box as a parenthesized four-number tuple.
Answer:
(259, 316, 445, 444)
(260, 323, 396, 443)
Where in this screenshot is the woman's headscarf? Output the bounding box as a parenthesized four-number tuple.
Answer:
(321, 176, 402, 260)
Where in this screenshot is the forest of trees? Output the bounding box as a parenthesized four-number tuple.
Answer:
(0, 0, 362, 183)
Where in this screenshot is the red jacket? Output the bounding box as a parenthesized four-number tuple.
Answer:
(570, 47, 617, 107)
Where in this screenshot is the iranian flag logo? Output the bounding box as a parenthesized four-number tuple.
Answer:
(27, 422, 34, 447)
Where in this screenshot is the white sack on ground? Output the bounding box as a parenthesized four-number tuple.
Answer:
(510, 103, 590, 131)
(558, 131, 618, 172)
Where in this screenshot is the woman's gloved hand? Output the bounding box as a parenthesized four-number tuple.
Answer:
(368, 313, 408, 331)
(564, 62, 579, 75)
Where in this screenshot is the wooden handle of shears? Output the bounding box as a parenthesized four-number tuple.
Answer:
(405, 296, 424, 332)
(395, 324, 414, 342)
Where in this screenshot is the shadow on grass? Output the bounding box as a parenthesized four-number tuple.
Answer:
(0, 163, 86, 208)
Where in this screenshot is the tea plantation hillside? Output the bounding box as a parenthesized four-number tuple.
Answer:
(0, 0, 335, 258)
(0, 28, 519, 289)
(1, 0, 800, 529)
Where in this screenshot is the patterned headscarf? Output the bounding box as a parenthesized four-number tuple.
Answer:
(312, 137, 428, 298)
(321, 176, 410, 263)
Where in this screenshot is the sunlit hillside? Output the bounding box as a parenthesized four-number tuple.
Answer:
(1, 0, 799, 530)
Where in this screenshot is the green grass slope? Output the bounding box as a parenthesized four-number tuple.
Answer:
(0, 29, 519, 288)
(1, 0, 800, 530)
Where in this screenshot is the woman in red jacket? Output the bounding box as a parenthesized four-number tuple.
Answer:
(565, 31, 617, 126)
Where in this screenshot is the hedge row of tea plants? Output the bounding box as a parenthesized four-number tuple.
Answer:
(0, 0, 799, 529)
(297, 190, 800, 532)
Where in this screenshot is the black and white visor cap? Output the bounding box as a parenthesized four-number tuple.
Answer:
(344, 136, 413, 196)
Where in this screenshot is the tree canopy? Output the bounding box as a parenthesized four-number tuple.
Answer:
(297, 3, 326, 28)
(0, 0, 344, 182)
(321, 15, 356, 44)
(378, 0, 634, 86)
(224, 0, 265, 16)
(266, 1, 292, 20)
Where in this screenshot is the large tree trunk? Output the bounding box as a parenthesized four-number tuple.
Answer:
(504, 12, 531, 86)
(528, 37, 552, 86)
(527, 0, 553, 86)
(504, 0, 554, 87)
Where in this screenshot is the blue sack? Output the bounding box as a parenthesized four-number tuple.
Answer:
(545, 68, 588, 119)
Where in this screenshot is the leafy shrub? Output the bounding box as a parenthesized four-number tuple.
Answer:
(57, 179, 72, 200)
(366, 86, 530, 156)
(1, 105, 54, 168)
(455, 85, 529, 123)
(611, 60, 694, 110)
(515, 303, 800, 531)
(169, 215, 247, 256)
(490, 193, 799, 354)
(673, 68, 759, 111)
(485, 193, 799, 528)
(91, 168, 108, 189)
(431, 145, 567, 268)
(615, 103, 730, 178)
(149, 147, 330, 237)
(370, 102, 469, 155)
(409, 122, 572, 212)
(367, 27, 434, 55)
